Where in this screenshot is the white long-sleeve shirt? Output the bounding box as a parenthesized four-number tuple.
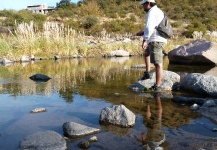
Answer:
(143, 5, 167, 44)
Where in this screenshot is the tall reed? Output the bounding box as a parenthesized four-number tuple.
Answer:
(0, 20, 201, 60)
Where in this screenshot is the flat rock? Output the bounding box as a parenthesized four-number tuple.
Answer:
(168, 39, 217, 65)
(62, 122, 100, 138)
(30, 108, 47, 113)
(129, 70, 180, 95)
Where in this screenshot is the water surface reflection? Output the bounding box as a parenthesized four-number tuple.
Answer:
(0, 56, 216, 149)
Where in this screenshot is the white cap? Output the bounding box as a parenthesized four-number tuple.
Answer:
(140, 0, 156, 5)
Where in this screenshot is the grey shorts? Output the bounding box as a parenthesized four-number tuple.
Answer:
(145, 41, 166, 64)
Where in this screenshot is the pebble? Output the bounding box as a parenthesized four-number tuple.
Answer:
(89, 136, 97, 142)
(78, 140, 90, 149)
(30, 108, 47, 113)
(212, 128, 217, 132)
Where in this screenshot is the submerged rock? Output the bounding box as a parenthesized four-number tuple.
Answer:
(78, 140, 90, 149)
(18, 130, 66, 150)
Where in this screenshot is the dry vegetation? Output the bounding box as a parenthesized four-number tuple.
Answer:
(0, 0, 217, 60)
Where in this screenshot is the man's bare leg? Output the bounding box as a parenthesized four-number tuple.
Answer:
(155, 63, 163, 86)
(145, 54, 150, 72)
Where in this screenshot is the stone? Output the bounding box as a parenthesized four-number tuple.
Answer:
(0, 58, 14, 65)
(89, 136, 98, 142)
(108, 49, 130, 57)
(54, 55, 60, 60)
(197, 107, 217, 124)
(99, 104, 136, 127)
(29, 74, 52, 82)
(20, 55, 30, 62)
(172, 96, 206, 105)
(18, 130, 67, 150)
(180, 73, 217, 97)
(122, 38, 131, 43)
(129, 70, 180, 93)
(168, 39, 217, 65)
(201, 100, 217, 108)
(190, 103, 199, 110)
(30, 108, 47, 113)
(78, 140, 90, 149)
(62, 122, 100, 138)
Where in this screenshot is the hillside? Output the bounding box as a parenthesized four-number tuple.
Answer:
(0, 0, 216, 38)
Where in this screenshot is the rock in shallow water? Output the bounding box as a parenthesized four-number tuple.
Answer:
(62, 122, 100, 138)
(29, 74, 51, 82)
(99, 104, 136, 127)
(30, 108, 47, 113)
(18, 130, 67, 150)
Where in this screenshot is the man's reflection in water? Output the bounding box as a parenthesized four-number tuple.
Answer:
(141, 93, 166, 150)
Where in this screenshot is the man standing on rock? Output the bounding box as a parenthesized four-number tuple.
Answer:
(136, 0, 167, 91)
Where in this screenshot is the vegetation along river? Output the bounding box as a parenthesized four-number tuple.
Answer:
(0, 56, 216, 150)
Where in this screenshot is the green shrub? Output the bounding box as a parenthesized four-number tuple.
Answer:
(171, 21, 181, 28)
(64, 19, 80, 30)
(83, 15, 98, 29)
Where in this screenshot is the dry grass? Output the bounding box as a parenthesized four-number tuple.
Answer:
(0, 21, 143, 61)
(1, 21, 216, 61)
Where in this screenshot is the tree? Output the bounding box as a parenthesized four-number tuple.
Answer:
(57, 0, 72, 9)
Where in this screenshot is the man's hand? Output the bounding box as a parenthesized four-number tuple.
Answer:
(136, 30, 144, 36)
(142, 40, 147, 50)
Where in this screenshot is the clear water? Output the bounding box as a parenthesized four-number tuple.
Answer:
(0, 56, 216, 150)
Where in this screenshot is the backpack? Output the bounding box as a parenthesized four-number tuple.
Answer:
(155, 14, 173, 39)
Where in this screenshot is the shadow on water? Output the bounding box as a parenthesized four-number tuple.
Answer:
(0, 56, 216, 149)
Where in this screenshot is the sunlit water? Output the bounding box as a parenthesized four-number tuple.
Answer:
(0, 56, 216, 150)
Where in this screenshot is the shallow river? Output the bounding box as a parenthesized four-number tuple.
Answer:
(0, 56, 216, 150)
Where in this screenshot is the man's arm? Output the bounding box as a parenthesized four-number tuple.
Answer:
(142, 39, 147, 50)
(136, 30, 144, 36)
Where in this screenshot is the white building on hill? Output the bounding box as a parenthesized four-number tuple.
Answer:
(27, 4, 54, 15)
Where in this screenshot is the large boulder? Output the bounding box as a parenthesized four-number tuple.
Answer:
(18, 130, 66, 150)
(129, 70, 180, 99)
(168, 39, 217, 65)
(204, 67, 217, 77)
(129, 70, 180, 93)
(99, 104, 136, 127)
(180, 73, 217, 97)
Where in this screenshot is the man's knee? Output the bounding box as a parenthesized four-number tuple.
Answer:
(144, 53, 150, 57)
(154, 63, 162, 68)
